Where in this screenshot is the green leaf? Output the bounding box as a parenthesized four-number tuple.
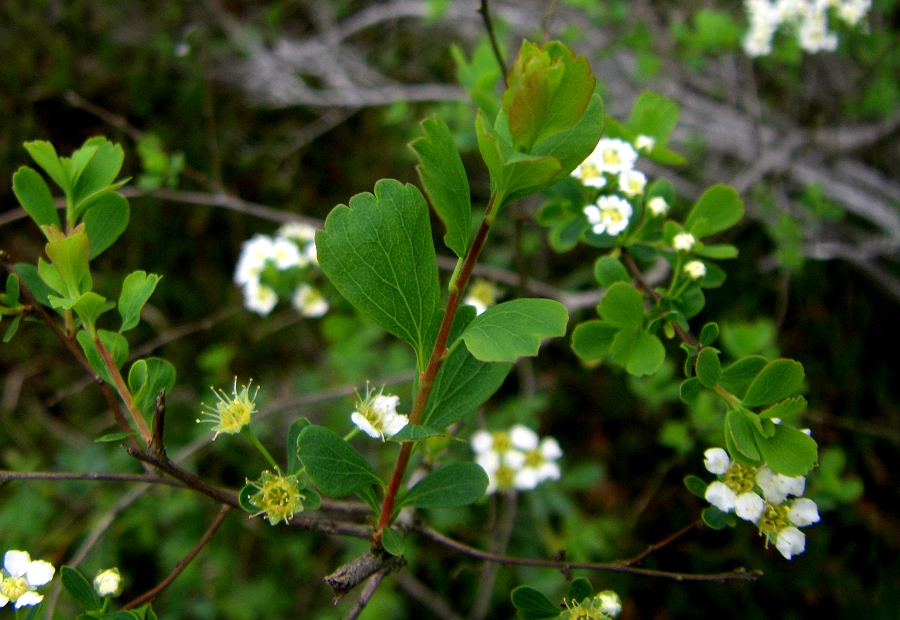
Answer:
(628, 91, 679, 145)
(24, 141, 69, 195)
(72, 292, 108, 331)
(571, 320, 618, 360)
(128, 358, 176, 417)
(4, 274, 21, 306)
(695, 347, 721, 388)
(118, 270, 161, 332)
(503, 41, 595, 149)
(567, 578, 593, 604)
(356, 485, 381, 513)
(510, 586, 562, 619)
(45, 231, 92, 299)
(760, 396, 808, 421)
(719, 355, 768, 397)
(610, 328, 665, 376)
(77, 329, 129, 385)
(695, 243, 738, 259)
(598, 282, 644, 329)
(298, 425, 383, 497)
(742, 359, 805, 408)
(316, 179, 441, 369)
(679, 377, 702, 404)
(530, 94, 605, 184)
(381, 526, 407, 556)
(684, 474, 708, 498)
(13, 263, 55, 307)
(756, 424, 818, 477)
(398, 462, 488, 509)
(94, 431, 137, 443)
(725, 408, 761, 462)
(61, 566, 102, 612)
(13, 166, 62, 230)
(82, 191, 130, 259)
(699, 322, 719, 347)
(71, 137, 125, 212)
(390, 424, 443, 441)
(2, 315, 22, 343)
(701, 506, 735, 530)
(594, 256, 631, 288)
(684, 185, 744, 239)
(287, 418, 311, 474)
(461, 298, 568, 362)
(422, 306, 512, 429)
(409, 115, 472, 258)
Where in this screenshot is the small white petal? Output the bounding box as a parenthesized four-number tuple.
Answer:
(351, 412, 382, 439)
(703, 448, 730, 475)
(509, 425, 539, 451)
(539, 437, 563, 460)
(756, 467, 788, 504)
(735, 492, 766, 523)
(537, 462, 561, 482)
(471, 430, 494, 455)
(514, 468, 541, 491)
(776, 527, 806, 559)
(597, 590, 622, 617)
(777, 474, 806, 499)
(504, 450, 526, 470)
(705, 481, 738, 512)
(14, 591, 44, 608)
(788, 498, 820, 527)
(3, 551, 31, 577)
(476, 452, 501, 474)
(25, 560, 55, 587)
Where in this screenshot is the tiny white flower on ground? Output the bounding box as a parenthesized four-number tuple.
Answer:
(243, 281, 278, 316)
(94, 568, 123, 597)
(735, 491, 766, 523)
(775, 526, 806, 559)
(684, 260, 707, 280)
(198, 378, 259, 439)
(291, 284, 329, 318)
(618, 169, 647, 198)
(705, 481, 738, 512)
(351, 385, 408, 440)
(788, 498, 821, 527)
(634, 134, 656, 152)
(672, 232, 697, 252)
(463, 279, 500, 315)
(0, 550, 55, 609)
(647, 196, 669, 217)
(703, 447, 731, 475)
(584, 195, 633, 237)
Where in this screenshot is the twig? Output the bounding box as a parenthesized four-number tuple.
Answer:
(341, 569, 391, 620)
(620, 520, 702, 567)
(0, 470, 181, 486)
(122, 505, 232, 609)
(418, 526, 761, 582)
(478, 0, 506, 76)
(325, 549, 405, 603)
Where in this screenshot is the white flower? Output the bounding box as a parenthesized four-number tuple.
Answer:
(584, 195, 633, 237)
(470, 430, 495, 455)
(277, 222, 317, 245)
(351, 386, 408, 440)
(198, 378, 259, 439)
(798, 11, 838, 52)
(304, 242, 319, 265)
(735, 491, 766, 523)
(705, 481, 738, 512)
(634, 134, 656, 152)
(684, 260, 707, 280)
(291, 284, 328, 317)
(788, 498, 821, 527)
(756, 467, 806, 504)
(647, 196, 669, 217)
(509, 425, 540, 451)
(242, 281, 278, 316)
(596, 590, 623, 617)
(571, 160, 608, 189)
(476, 450, 524, 495)
(234, 234, 276, 285)
(270, 237, 304, 269)
(0, 551, 55, 609)
(837, 0, 871, 25)
(703, 448, 731, 475)
(463, 279, 500, 315)
(672, 232, 696, 252)
(775, 526, 806, 559)
(618, 169, 647, 198)
(594, 138, 639, 174)
(93, 568, 122, 598)
(515, 436, 563, 491)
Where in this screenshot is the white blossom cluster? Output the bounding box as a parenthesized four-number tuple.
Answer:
(572, 137, 665, 238)
(743, 0, 872, 57)
(234, 222, 329, 317)
(0, 550, 55, 609)
(703, 446, 820, 559)
(471, 425, 562, 494)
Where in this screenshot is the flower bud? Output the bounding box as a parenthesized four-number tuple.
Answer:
(93, 568, 122, 598)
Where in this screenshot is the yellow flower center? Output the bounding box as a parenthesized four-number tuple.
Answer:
(1, 576, 29, 602)
(524, 449, 544, 468)
(602, 150, 621, 166)
(495, 464, 515, 489)
(758, 503, 790, 537)
(492, 431, 512, 454)
(723, 462, 756, 494)
(600, 207, 623, 223)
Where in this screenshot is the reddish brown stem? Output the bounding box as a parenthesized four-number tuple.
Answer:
(375, 196, 497, 539)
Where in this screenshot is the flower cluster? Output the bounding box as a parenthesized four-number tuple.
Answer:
(198, 377, 259, 439)
(351, 383, 409, 440)
(743, 0, 872, 57)
(471, 425, 562, 494)
(573, 137, 666, 239)
(245, 470, 307, 525)
(234, 222, 329, 317)
(0, 551, 55, 609)
(703, 447, 820, 559)
(562, 590, 622, 619)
